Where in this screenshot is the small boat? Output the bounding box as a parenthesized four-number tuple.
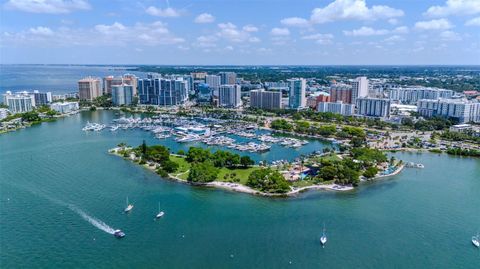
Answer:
(473, 233, 480, 248)
(114, 229, 125, 238)
(155, 202, 165, 219)
(124, 196, 133, 213)
(320, 223, 327, 247)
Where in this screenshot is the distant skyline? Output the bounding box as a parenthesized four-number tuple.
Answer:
(1, 0, 479, 65)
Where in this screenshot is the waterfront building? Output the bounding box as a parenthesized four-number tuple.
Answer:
(307, 92, 330, 109)
(250, 90, 282, 110)
(0, 108, 9, 120)
(389, 87, 454, 104)
(317, 101, 355, 116)
(197, 83, 212, 104)
(138, 78, 188, 106)
(329, 84, 352, 104)
(219, 72, 237, 85)
(356, 98, 391, 118)
(78, 77, 102, 101)
(3, 92, 34, 113)
(102, 76, 123, 95)
(288, 78, 306, 109)
(49, 102, 79, 114)
(218, 84, 241, 108)
(122, 74, 138, 96)
(52, 92, 78, 101)
(32, 90, 52, 106)
(112, 85, 134, 106)
(417, 98, 480, 123)
(351, 76, 369, 105)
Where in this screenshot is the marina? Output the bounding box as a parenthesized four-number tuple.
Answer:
(82, 115, 311, 153)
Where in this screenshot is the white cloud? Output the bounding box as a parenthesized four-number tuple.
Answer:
(310, 0, 404, 24)
(248, 37, 261, 42)
(29, 26, 54, 36)
(388, 18, 399, 25)
(242, 25, 258, 32)
(270, 27, 290, 36)
(424, 0, 480, 17)
(301, 33, 334, 44)
(194, 13, 215, 23)
(343, 26, 389, 36)
(440, 30, 462, 41)
(5, 0, 90, 14)
(414, 19, 453, 30)
(383, 35, 404, 43)
(393, 26, 409, 34)
(146, 6, 181, 17)
(3, 21, 184, 47)
(281, 17, 310, 27)
(465, 17, 480, 26)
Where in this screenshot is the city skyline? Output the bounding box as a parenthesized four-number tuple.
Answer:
(1, 0, 480, 65)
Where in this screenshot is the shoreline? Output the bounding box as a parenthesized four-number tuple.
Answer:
(109, 147, 357, 197)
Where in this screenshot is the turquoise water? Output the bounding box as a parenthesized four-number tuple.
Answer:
(1, 111, 479, 268)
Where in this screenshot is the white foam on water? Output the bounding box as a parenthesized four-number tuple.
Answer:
(67, 205, 116, 234)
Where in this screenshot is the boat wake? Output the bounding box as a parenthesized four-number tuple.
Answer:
(3, 183, 117, 235)
(68, 205, 116, 235)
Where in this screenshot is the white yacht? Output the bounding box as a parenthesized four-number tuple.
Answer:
(114, 229, 125, 238)
(155, 202, 165, 219)
(124, 197, 133, 213)
(320, 223, 327, 247)
(473, 233, 479, 248)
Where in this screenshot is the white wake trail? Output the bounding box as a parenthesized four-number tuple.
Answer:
(68, 205, 116, 234)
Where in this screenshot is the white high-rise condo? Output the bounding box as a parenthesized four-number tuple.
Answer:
(288, 78, 306, 109)
(351, 77, 369, 105)
(418, 99, 480, 123)
(250, 90, 282, 110)
(356, 98, 391, 119)
(219, 85, 241, 108)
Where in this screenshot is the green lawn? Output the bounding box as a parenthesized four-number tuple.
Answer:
(291, 179, 315, 188)
(169, 155, 260, 184)
(170, 155, 190, 174)
(216, 166, 260, 185)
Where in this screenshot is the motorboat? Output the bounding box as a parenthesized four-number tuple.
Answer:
(156, 202, 165, 219)
(473, 233, 480, 248)
(114, 229, 125, 238)
(320, 223, 327, 247)
(124, 196, 133, 213)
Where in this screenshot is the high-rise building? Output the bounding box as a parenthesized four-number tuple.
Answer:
(78, 77, 102, 101)
(191, 72, 207, 80)
(122, 74, 138, 96)
(329, 84, 352, 104)
(389, 87, 454, 104)
(33, 90, 52, 106)
(112, 85, 134, 106)
(250, 90, 282, 110)
(219, 72, 237, 85)
(0, 108, 8, 120)
(317, 101, 355, 116)
(219, 85, 241, 108)
(197, 83, 212, 104)
(356, 98, 391, 118)
(417, 99, 480, 123)
(351, 77, 369, 105)
(102, 76, 123, 95)
(288, 78, 306, 109)
(3, 92, 34, 113)
(138, 78, 188, 106)
(206, 75, 221, 96)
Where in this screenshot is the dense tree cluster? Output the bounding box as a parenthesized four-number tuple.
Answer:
(134, 141, 178, 176)
(315, 158, 361, 186)
(246, 168, 290, 193)
(446, 148, 480, 157)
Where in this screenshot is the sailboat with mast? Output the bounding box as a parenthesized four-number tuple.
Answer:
(124, 196, 133, 213)
(320, 223, 327, 247)
(155, 202, 165, 219)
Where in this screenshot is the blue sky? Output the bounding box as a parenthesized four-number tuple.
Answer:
(0, 0, 479, 65)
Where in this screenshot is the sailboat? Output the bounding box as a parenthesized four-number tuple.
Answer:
(124, 196, 133, 213)
(473, 232, 480, 248)
(320, 223, 327, 247)
(155, 202, 165, 219)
